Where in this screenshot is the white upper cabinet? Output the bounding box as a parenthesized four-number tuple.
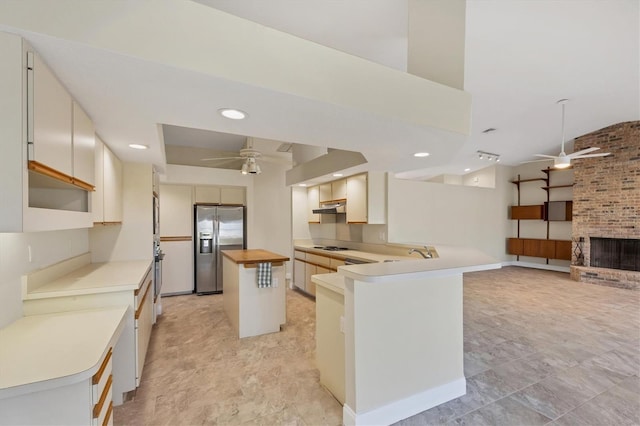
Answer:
(72, 101, 95, 186)
(319, 183, 332, 203)
(195, 186, 220, 204)
(346, 174, 368, 223)
(331, 179, 347, 201)
(346, 172, 386, 224)
(194, 185, 245, 205)
(307, 186, 320, 223)
(160, 184, 193, 237)
(103, 140, 123, 222)
(0, 32, 92, 231)
(93, 135, 123, 224)
(221, 187, 245, 205)
(29, 51, 73, 176)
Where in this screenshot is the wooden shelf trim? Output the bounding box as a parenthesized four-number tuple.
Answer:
(135, 280, 152, 319)
(93, 375, 113, 418)
(542, 184, 574, 190)
(511, 178, 547, 184)
(92, 348, 113, 385)
(243, 261, 285, 268)
(102, 401, 113, 426)
(28, 160, 96, 191)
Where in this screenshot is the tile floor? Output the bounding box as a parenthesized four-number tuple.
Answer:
(114, 267, 640, 425)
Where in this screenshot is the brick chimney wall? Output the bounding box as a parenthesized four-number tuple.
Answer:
(570, 120, 640, 289)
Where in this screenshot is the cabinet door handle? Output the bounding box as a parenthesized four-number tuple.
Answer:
(26, 51, 35, 154)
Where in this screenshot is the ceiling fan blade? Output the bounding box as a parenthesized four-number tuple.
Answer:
(200, 156, 243, 161)
(520, 158, 555, 164)
(573, 153, 611, 159)
(533, 154, 558, 159)
(567, 147, 600, 158)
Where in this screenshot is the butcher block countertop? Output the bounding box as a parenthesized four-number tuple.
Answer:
(222, 249, 289, 264)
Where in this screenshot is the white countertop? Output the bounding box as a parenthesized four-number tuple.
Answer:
(339, 245, 501, 283)
(295, 244, 414, 263)
(24, 260, 152, 300)
(301, 243, 500, 283)
(0, 306, 128, 399)
(311, 273, 345, 295)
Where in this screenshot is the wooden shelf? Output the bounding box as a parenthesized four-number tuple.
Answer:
(511, 178, 547, 184)
(541, 184, 574, 190)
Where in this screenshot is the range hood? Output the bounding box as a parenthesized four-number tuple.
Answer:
(313, 202, 346, 214)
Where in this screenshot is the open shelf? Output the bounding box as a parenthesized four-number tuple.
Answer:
(511, 178, 547, 184)
(542, 184, 574, 190)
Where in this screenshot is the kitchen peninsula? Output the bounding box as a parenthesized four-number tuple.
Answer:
(313, 245, 501, 426)
(221, 249, 289, 338)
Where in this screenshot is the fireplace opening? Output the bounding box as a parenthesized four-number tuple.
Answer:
(590, 237, 640, 272)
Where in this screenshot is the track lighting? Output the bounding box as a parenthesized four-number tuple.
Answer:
(477, 150, 500, 163)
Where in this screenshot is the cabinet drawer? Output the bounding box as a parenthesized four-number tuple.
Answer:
(294, 250, 306, 261)
(135, 271, 152, 311)
(522, 239, 556, 258)
(93, 380, 113, 426)
(93, 374, 113, 421)
(511, 205, 544, 220)
(507, 238, 524, 255)
(330, 258, 345, 269)
(307, 253, 331, 267)
(555, 240, 572, 260)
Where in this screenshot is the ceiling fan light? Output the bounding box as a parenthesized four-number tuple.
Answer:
(554, 157, 571, 168)
(241, 162, 249, 174)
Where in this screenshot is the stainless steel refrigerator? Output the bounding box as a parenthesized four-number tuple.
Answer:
(194, 205, 245, 294)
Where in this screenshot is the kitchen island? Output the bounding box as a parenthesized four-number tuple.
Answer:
(313, 245, 501, 426)
(221, 249, 289, 338)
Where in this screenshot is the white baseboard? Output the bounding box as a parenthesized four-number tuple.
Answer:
(342, 377, 466, 426)
(502, 261, 570, 273)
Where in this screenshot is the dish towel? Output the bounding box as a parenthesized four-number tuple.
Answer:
(256, 262, 272, 288)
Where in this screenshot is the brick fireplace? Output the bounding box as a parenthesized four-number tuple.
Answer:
(570, 121, 640, 290)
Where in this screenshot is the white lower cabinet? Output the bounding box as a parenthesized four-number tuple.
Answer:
(135, 273, 153, 386)
(22, 264, 154, 405)
(294, 250, 332, 297)
(294, 259, 306, 292)
(0, 345, 115, 426)
(316, 284, 345, 404)
(161, 240, 194, 295)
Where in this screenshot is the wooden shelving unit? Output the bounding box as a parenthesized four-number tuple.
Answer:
(508, 168, 573, 262)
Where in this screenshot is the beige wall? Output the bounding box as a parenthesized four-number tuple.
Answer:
(387, 166, 512, 261)
(0, 229, 89, 328)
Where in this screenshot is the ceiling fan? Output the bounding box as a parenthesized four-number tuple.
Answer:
(200, 138, 287, 174)
(527, 99, 611, 169)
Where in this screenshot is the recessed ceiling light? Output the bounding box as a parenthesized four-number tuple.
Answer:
(333, 173, 343, 177)
(414, 152, 430, 158)
(464, 168, 471, 172)
(298, 183, 307, 187)
(218, 108, 247, 120)
(128, 144, 148, 150)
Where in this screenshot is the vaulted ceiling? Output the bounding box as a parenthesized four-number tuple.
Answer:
(0, 1, 637, 182)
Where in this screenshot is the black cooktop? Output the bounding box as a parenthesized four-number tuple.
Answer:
(314, 246, 349, 251)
